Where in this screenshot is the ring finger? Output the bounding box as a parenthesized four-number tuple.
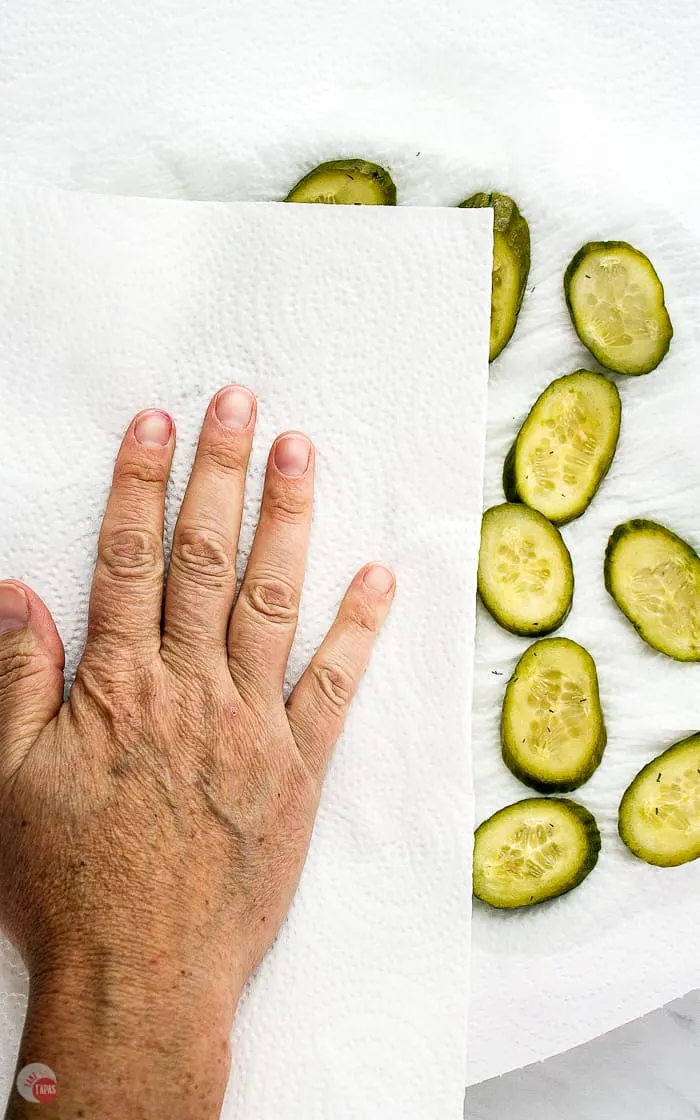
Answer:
(227, 431, 314, 699)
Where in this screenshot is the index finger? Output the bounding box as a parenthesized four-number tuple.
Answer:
(84, 409, 174, 663)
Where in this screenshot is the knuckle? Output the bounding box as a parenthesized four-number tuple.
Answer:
(200, 441, 248, 476)
(116, 457, 167, 489)
(312, 660, 354, 712)
(172, 524, 234, 586)
(265, 487, 309, 525)
(71, 658, 158, 737)
(243, 575, 298, 626)
(100, 527, 161, 581)
(344, 600, 381, 635)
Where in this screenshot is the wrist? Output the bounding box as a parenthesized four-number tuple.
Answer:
(8, 944, 243, 1120)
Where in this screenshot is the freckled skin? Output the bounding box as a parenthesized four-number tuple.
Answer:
(0, 389, 395, 1120)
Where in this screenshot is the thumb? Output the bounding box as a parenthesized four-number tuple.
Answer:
(0, 582, 65, 777)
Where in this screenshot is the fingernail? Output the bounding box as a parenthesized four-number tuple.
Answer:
(274, 433, 311, 478)
(363, 564, 395, 595)
(134, 410, 172, 448)
(0, 583, 29, 635)
(215, 385, 255, 430)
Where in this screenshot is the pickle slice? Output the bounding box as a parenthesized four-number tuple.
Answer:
(619, 735, 700, 866)
(605, 519, 700, 661)
(478, 504, 574, 637)
(565, 241, 673, 375)
(285, 159, 396, 205)
(459, 192, 530, 361)
(501, 638, 606, 793)
(503, 370, 621, 525)
(473, 797, 601, 909)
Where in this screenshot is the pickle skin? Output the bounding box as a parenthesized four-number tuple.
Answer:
(564, 241, 673, 375)
(502, 441, 518, 504)
(619, 735, 700, 867)
(478, 504, 574, 637)
(500, 638, 607, 794)
(460, 191, 531, 361)
(473, 797, 601, 909)
(604, 519, 700, 662)
(503, 734, 607, 795)
(503, 371, 622, 525)
(285, 159, 397, 205)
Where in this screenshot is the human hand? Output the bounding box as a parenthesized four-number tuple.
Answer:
(0, 386, 394, 1119)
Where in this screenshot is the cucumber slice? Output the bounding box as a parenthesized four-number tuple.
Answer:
(285, 159, 396, 205)
(619, 735, 700, 866)
(478, 504, 574, 637)
(605, 520, 700, 661)
(501, 638, 607, 793)
(473, 797, 601, 909)
(503, 370, 621, 525)
(564, 241, 673, 375)
(459, 192, 530, 361)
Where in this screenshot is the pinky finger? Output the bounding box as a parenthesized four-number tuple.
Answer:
(286, 563, 395, 780)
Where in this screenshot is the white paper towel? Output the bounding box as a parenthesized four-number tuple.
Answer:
(3, 0, 700, 1087)
(0, 185, 493, 1117)
(468, 190, 700, 1083)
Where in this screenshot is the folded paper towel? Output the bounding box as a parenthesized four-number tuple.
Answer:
(0, 186, 493, 1118)
(3, 0, 700, 1088)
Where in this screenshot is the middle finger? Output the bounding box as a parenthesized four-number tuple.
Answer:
(162, 385, 256, 660)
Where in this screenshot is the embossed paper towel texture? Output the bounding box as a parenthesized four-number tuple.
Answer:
(0, 187, 493, 1118)
(0, 0, 697, 211)
(3, 0, 700, 1087)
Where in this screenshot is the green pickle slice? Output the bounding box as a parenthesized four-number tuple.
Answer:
(605, 519, 700, 661)
(503, 370, 621, 525)
(501, 638, 607, 793)
(285, 159, 396, 205)
(619, 735, 700, 866)
(478, 504, 574, 637)
(473, 797, 601, 909)
(565, 241, 673, 375)
(460, 192, 531, 361)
